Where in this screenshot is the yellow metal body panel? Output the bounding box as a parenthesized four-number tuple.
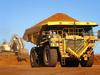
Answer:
(75, 22, 97, 25)
(48, 21, 74, 25)
(47, 21, 97, 26)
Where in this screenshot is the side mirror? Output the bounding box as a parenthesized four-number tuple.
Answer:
(97, 30, 100, 39)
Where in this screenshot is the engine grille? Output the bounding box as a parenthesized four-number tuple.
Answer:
(66, 39, 84, 52)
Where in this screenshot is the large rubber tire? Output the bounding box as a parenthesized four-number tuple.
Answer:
(80, 53, 94, 67)
(30, 48, 39, 67)
(43, 46, 58, 67)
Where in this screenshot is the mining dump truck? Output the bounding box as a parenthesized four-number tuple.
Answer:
(23, 13, 98, 67)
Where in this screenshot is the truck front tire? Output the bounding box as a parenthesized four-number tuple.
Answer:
(80, 53, 94, 67)
(43, 46, 58, 67)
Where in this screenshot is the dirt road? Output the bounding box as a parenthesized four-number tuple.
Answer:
(0, 65, 100, 75)
(0, 55, 100, 75)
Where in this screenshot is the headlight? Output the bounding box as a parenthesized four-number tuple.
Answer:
(48, 36, 51, 38)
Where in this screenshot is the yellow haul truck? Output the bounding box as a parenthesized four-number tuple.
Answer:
(23, 14, 98, 67)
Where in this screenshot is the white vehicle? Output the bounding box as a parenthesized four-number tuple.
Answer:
(0, 41, 11, 52)
(0, 44, 11, 52)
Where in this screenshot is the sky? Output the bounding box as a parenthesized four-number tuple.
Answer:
(0, 0, 100, 54)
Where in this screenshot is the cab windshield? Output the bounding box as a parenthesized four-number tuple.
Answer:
(63, 27, 93, 36)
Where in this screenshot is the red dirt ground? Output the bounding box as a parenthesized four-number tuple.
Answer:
(94, 55, 100, 65)
(0, 54, 99, 75)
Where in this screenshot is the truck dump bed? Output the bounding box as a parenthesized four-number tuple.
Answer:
(23, 13, 78, 44)
(23, 13, 97, 45)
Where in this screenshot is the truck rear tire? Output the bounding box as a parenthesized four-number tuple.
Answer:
(80, 53, 94, 67)
(43, 46, 58, 67)
(30, 48, 39, 67)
